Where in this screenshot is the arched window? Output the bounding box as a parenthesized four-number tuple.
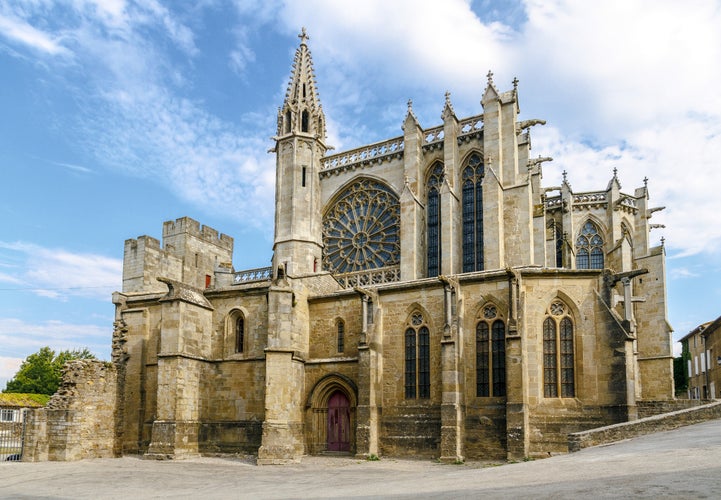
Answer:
(476, 305, 506, 397)
(462, 153, 484, 272)
(235, 314, 245, 353)
(405, 312, 430, 399)
(549, 219, 564, 268)
(301, 110, 309, 132)
(337, 319, 345, 353)
(543, 300, 575, 398)
(576, 221, 604, 269)
(284, 110, 291, 134)
(427, 163, 444, 277)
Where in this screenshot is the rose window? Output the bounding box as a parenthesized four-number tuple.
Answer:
(322, 179, 400, 273)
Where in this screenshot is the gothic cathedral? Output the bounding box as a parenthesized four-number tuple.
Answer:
(112, 31, 673, 463)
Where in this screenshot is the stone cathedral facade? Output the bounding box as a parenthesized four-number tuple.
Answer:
(112, 32, 673, 463)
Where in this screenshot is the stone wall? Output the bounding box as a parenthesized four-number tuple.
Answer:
(24, 360, 119, 461)
(636, 399, 707, 418)
(568, 400, 721, 452)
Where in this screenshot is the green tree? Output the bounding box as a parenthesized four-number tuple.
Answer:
(3, 346, 96, 395)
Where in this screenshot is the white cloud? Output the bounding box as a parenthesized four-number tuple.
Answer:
(0, 318, 109, 368)
(0, 356, 23, 391)
(5, 0, 721, 259)
(0, 12, 70, 56)
(0, 242, 121, 300)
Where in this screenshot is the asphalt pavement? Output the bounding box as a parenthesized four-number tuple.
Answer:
(2, 419, 720, 499)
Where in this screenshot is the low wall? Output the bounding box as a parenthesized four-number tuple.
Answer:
(568, 400, 721, 452)
(636, 399, 709, 418)
(23, 360, 119, 461)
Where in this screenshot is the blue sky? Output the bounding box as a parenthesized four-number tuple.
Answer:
(1, 0, 720, 389)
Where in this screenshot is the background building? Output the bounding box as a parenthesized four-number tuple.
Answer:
(111, 32, 673, 463)
(680, 316, 721, 400)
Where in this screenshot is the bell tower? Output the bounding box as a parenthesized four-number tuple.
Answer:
(272, 28, 328, 277)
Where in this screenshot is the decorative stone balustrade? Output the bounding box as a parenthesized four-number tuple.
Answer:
(573, 192, 607, 205)
(458, 114, 483, 138)
(545, 196, 563, 209)
(423, 126, 444, 145)
(233, 266, 272, 284)
(333, 265, 401, 289)
(320, 137, 404, 177)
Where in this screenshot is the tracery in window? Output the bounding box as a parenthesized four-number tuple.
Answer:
(322, 179, 400, 274)
(575, 220, 604, 269)
(543, 300, 575, 398)
(476, 305, 506, 397)
(427, 163, 444, 277)
(462, 153, 484, 272)
(405, 312, 430, 399)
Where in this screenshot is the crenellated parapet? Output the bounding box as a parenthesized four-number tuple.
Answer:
(122, 216, 234, 294)
(162, 216, 233, 252)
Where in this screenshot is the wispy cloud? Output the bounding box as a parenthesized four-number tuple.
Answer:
(0, 241, 121, 300)
(0, 318, 109, 359)
(4, 0, 721, 259)
(0, 12, 71, 56)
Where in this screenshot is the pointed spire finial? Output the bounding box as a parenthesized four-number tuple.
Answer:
(661, 236, 665, 247)
(512, 77, 519, 90)
(562, 170, 568, 183)
(643, 176, 648, 188)
(613, 167, 618, 178)
(445, 91, 451, 104)
(407, 98, 413, 112)
(487, 70, 494, 84)
(298, 27, 309, 45)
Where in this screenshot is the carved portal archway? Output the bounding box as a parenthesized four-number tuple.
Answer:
(306, 374, 357, 454)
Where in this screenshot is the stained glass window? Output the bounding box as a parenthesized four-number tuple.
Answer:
(576, 221, 604, 269)
(476, 305, 505, 397)
(405, 313, 430, 399)
(543, 300, 575, 398)
(322, 179, 400, 274)
(462, 153, 484, 272)
(337, 319, 344, 353)
(427, 163, 444, 277)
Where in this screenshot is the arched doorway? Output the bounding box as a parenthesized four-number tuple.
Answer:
(327, 391, 350, 452)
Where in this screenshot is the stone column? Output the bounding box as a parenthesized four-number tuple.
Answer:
(145, 279, 213, 460)
(257, 283, 306, 464)
(440, 335, 463, 462)
(355, 291, 380, 458)
(505, 272, 529, 460)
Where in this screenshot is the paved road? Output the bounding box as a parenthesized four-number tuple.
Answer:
(2, 419, 720, 499)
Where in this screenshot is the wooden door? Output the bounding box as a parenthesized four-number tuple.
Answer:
(327, 391, 350, 452)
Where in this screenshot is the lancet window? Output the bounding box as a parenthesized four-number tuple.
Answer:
(234, 313, 245, 353)
(427, 163, 444, 277)
(543, 300, 575, 398)
(476, 304, 506, 397)
(337, 319, 345, 353)
(462, 153, 484, 272)
(322, 179, 400, 274)
(405, 312, 430, 399)
(575, 221, 604, 269)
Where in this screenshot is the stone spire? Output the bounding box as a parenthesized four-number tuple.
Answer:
(277, 28, 326, 141)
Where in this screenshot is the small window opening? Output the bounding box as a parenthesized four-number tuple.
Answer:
(302, 166, 307, 187)
(235, 316, 245, 353)
(337, 320, 345, 353)
(301, 110, 309, 132)
(284, 110, 291, 134)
